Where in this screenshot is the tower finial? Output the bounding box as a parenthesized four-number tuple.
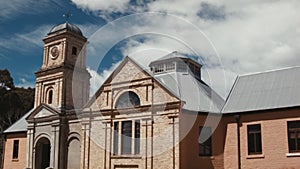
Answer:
(63, 10, 72, 23)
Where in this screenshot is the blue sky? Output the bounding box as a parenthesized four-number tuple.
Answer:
(1, 0, 300, 98)
(0, 0, 105, 88)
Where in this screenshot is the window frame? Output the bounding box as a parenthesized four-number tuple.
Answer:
(12, 140, 19, 159)
(288, 121, 300, 153)
(47, 89, 53, 104)
(72, 46, 77, 55)
(115, 91, 140, 109)
(247, 124, 262, 155)
(113, 120, 140, 156)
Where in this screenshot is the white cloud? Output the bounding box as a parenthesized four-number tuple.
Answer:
(87, 62, 121, 97)
(71, 0, 130, 19)
(73, 0, 300, 97)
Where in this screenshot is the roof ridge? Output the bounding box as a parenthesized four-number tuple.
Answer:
(239, 66, 300, 77)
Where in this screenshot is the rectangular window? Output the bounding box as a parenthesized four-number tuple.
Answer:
(154, 64, 164, 73)
(12, 140, 19, 159)
(247, 124, 262, 155)
(177, 62, 187, 72)
(113, 122, 119, 155)
(199, 126, 212, 156)
(135, 121, 140, 154)
(113, 120, 140, 155)
(72, 47, 77, 55)
(288, 121, 300, 153)
(121, 121, 132, 154)
(165, 62, 175, 71)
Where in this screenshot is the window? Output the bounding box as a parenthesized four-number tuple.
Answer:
(12, 140, 19, 159)
(199, 126, 212, 156)
(113, 122, 119, 155)
(115, 91, 140, 109)
(48, 89, 53, 104)
(121, 121, 132, 154)
(288, 121, 300, 153)
(247, 124, 262, 155)
(113, 120, 140, 155)
(189, 63, 200, 78)
(177, 62, 187, 72)
(135, 121, 140, 154)
(72, 47, 77, 55)
(165, 62, 175, 71)
(154, 64, 164, 73)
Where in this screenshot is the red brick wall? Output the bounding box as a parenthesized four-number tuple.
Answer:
(3, 132, 27, 169)
(224, 108, 300, 169)
(180, 112, 226, 169)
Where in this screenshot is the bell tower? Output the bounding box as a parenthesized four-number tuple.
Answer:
(34, 22, 90, 109)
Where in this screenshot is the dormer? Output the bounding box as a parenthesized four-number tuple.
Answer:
(149, 51, 202, 80)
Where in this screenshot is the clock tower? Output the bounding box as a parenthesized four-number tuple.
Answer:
(34, 22, 90, 109)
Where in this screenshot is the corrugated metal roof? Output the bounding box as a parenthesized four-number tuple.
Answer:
(4, 109, 33, 133)
(222, 66, 300, 113)
(155, 72, 224, 113)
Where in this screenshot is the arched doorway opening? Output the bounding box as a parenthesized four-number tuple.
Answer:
(67, 138, 81, 169)
(35, 137, 51, 169)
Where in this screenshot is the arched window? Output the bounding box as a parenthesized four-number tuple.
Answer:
(115, 91, 140, 109)
(48, 89, 53, 104)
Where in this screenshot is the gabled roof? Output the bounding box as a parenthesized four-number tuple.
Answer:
(4, 104, 60, 134)
(26, 104, 60, 120)
(222, 66, 300, 113)
(4, 109, 33, 134)
(84, 56, 181, 108)
(85, 54, 224, 113)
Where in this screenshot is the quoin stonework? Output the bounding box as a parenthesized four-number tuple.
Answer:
(2, 22, 300, 169)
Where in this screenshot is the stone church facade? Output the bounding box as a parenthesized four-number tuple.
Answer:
(2, 22, 300, 169)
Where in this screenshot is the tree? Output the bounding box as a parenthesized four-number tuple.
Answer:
(0, 69, 35, 131)
(0, 69, 14, 89)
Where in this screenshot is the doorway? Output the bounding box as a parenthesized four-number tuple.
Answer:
(35, 137, 51, 169)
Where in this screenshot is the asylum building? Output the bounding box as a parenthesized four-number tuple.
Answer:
(1, 22, 300, 169)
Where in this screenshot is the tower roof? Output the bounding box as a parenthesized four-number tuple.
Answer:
(149, 51, 201, 67)
(48, 22, 83, 36)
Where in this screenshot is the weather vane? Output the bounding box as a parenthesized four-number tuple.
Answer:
(63, 10, 72, 22)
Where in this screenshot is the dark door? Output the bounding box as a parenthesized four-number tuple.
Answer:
(35, 137, 51, 169)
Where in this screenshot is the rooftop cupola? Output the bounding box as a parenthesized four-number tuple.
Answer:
(149, 51, 202, 80)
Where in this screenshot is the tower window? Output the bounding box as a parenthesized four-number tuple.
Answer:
(154, 64, 164, 73)
(165, 62, 175, 71)
(72, 47, 77, 55)
(177, 62, 187, 72)
(48, 89, 53, 104)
